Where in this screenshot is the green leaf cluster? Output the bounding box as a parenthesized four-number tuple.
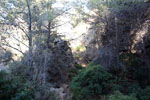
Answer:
(71, 63, 114, 100)
(0, 71, 34, 100)
(108, 91, 137, 100)
(137, 87, 150, 100)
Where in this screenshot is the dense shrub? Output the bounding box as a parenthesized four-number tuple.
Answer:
(120, 53, 139, 68)
(126, 83, 141, 95)
(0, 70, 60, 100)
(0, 50, 12, 63)
(137, 87, 150, 100)
(10, 61, 30, 80)
(108, 91, 137, 100)
(0, 71, 34, 100)
(120, 53, 149, 87)
(111, 84, 123, 92)
(34, 84, 60, 100)
(69, 64, 83, 79)
(71, 64, 114, 100)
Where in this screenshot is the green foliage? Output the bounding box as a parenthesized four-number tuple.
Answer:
(120, 53, 149, 86)
(71, 64, 114, 100)
(90, 0, 148, 10)
(0, 70, 60, 100)
(0, 50, 12, 63)
(126, 83, 141, 95)
(108, 91, 137, 100)
(0, 71, 34, 100)
(75, 64, 83, 69)
(137, 87, 150, 100)
(111, 84, 123, 92)
(69, 64, 83, 79)
(120, 53, 139, 67)
(9, 61, 31, 81)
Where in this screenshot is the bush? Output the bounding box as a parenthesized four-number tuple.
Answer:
(137, 87, 150, 100)
(0, 50, 12, 63)
(69, 64, 83, 79)
(126, 83, 141, 95)
(111, 84, 123, 92)
(0, 70, 61, 100)
(34, 84, 60, 100)
(9, 61, 31, 81)
(0, 71, 34, 100)
(71, 64, 114, 100)
(108, 91, 137, 100)
(120, 53, 149, 87)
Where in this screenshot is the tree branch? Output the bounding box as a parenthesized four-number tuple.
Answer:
(51, 21, 69, 29)
(0, 22, 30, 40)
(1, 43, 25, 55)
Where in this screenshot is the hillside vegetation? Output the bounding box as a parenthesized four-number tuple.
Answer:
(0, 0, 150, 100)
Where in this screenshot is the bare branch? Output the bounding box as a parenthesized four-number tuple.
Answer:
(0, 22, 30, 40)
(52, 7, 71, 21)
(2, 30, 29, 48)
(67, 33, 86, 42)
(51, 21, 69, 29)
(10, 35, 29, 48)
(1, 43, 25, 55)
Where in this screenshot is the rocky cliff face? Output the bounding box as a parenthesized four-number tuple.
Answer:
(32, 35, 75, 86)
(78, 1, 150, 69)
(47, 39, 75, 86)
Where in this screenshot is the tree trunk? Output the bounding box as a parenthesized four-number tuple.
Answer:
(42, 22, 51, 84)
(26, 0, 33, 79)
(115, 17, 119, 68)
